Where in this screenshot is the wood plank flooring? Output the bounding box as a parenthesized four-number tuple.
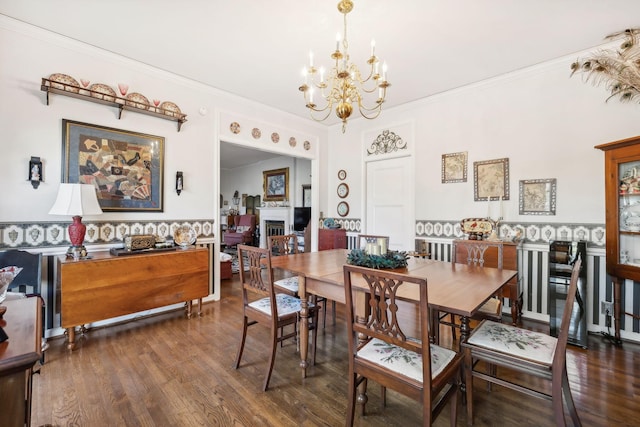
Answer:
(31, 274, 640, 426)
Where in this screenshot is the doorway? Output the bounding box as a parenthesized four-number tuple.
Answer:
(365, 155, 414, 251)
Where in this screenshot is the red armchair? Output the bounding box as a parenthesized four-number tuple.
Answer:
(224, 214, 256, 247)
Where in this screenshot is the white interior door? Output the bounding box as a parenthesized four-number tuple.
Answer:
(365, 155, 414, 251)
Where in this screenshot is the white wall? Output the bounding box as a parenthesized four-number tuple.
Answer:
(325, 54, 640, 227)
(0, 16, 325, 226)
(220, 155, 310, 222)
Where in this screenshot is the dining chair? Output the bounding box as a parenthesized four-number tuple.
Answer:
(437, 242, 503, 341)
(0, 249, 48, 362)
(233, 244, 318, 391)
(343, 264, 462, 426)
(268, 233, 334, 331)
(462, 257, 582, 426)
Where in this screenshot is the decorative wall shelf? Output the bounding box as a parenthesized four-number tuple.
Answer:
(40, 78, 187, 131)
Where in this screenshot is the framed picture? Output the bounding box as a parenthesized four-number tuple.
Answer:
(302, 184, 311, 207)
(263, 167, 289, 202)
(474, 158, 510, 201)
(441, 151, 467, 183)
(62, 119, 164, 212)
(519, 178, 557, 215)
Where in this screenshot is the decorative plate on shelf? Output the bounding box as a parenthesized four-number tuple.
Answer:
(337, 201, 349, 217)
(125, 92, 150, 109)
(174, 225, 197, 247)
(460, 218, 495, 235)
(323, 218, 341, 229)
(49, 73, 80, 93)
(160, 101, 182, 118)
(89, 83, 117, 102)
(337, 182, 349, 198)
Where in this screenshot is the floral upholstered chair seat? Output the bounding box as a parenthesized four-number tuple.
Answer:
(273, 276, 299, 294)
(248, 293, 314, 317)
(467, 320, 558, 365)
(357, 337, 458, 381)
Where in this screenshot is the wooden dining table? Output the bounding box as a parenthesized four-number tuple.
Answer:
(270, 248, 518, 378)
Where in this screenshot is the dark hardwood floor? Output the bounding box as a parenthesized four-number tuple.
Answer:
(32, 273, 640, 426)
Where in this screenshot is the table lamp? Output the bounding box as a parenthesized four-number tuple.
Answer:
(49, 183, 103, 258)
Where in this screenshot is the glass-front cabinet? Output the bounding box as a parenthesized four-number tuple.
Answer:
(596, 136, 640, 343)
(619, 159, 640, 267)
(597, 136, 640, 280)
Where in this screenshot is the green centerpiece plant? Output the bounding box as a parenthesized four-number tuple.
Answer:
(346, 248, 409, 269)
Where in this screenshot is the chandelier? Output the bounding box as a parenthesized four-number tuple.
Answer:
(570, 28, 640, 103)
(298, 0, 390, 133)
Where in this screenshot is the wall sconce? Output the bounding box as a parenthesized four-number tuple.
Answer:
(28, 156, 43, 189)
(176, 171, 184, 195)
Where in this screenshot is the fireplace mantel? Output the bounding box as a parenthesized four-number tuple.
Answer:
(257, 207, 291, 248)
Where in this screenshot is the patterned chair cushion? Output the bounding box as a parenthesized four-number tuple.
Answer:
(274, 276, 299, 294)
(248, 293, 314, 317)
(467, 320, 557, 365)
(357, 337, 457, 381)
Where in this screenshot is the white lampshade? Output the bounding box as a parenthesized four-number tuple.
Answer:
(49, 183, 103, 216)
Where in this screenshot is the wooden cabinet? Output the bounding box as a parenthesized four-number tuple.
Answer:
(56, 247, 210, 350)
(596, 136, 640, 343)
(452, 239, 522, 324)
(318, 228, 347, 251)
(0, 297, 42, 427)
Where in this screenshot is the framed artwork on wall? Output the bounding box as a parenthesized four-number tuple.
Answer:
(302, 184, 311, 207)
(61, 119, 164, 212)
(262, 167, 289, 202)
(519, 178, 557, 215)
(474, 157, 510, 201)
(441, 151, 467, 183)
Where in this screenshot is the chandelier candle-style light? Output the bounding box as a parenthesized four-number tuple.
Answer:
(570, 28, 640, 103)
(299, 0, 390, 133)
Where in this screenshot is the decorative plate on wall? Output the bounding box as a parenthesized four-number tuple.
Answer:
(304, 140, 311, 151)
(337, 182, 349, 198)
(229, 122, 241, 134)
(337, 201, 349, 217)
(338, 169, 347, 180)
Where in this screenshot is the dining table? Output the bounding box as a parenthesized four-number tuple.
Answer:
(270, 248, 518, 378)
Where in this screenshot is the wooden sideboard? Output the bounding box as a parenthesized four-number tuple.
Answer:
(0, 297, 42, 427)
(56, 247, 210, 350)
(318, 228, 347, 251)
(452, 239, 522, 324)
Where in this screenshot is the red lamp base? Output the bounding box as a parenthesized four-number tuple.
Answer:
(68, 215, 86, 247)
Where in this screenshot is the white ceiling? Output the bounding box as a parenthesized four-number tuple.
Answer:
(2, 1, 639, 164)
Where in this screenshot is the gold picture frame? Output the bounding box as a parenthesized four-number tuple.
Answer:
(263, 167, 289, 202)
(474, 158, 509, 201)
(441, 151, 467, 183)
(62, 119, 164, 212)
